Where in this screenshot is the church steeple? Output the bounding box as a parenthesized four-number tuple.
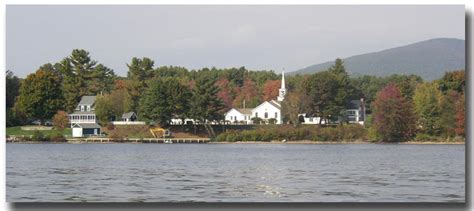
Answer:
(277, 71, 286, 102)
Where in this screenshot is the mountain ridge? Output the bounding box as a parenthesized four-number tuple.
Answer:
(291, 38, 465, 80)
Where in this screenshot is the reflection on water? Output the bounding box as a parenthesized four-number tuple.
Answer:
(6, 143, 465, 202)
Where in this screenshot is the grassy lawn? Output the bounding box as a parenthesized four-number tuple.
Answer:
(6, 126, 72, 137)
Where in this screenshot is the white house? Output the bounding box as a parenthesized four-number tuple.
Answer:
(224, 108, 252, 124)
(298, 113, 326, 125)
(68, 96, 101, 137)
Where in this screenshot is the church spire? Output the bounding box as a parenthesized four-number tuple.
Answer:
(281, 71, 285, 90)
(277, 71, 286, 102)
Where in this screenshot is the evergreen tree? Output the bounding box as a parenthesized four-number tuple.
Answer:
(139, 77, 190, 127)
(56, 49, 116, 112)
(189, 74, 225, 136)
(126, 57, 155, 113)
(6, 70, 21, 109)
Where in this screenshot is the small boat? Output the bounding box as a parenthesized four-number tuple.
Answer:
(164, 140, 173, 144)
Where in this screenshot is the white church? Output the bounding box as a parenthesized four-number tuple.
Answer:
(224, 72, 287, 125)
(224, 72, 366, 125)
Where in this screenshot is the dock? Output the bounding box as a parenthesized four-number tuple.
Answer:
(66, 137, 211, 144)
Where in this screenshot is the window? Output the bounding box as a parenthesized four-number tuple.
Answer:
(87, 106, 91, 111)
(255, 112, 258, 118)
(264, 112, 268, 118)
(347, 110, 356, 115)
(275, 112, 278, 118)
(80, 106, 84, 111)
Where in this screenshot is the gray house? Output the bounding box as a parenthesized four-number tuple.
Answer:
(346, 98, 366, 125)
(68, 96, 101, 137)
(121, 112, 137, 122)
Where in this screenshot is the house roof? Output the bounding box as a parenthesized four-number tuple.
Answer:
(347, 100, 362, 110)
(72, 123, 101, 129)
(236, 108, 252, 115)
(122, 112, 136, 119)
(70, 111, 95, 115)
(78, 96, 96, 105)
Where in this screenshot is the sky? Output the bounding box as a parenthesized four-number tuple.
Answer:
(6, 5, 465, 77)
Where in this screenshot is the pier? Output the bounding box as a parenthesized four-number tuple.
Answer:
(66, 137, 211, 144)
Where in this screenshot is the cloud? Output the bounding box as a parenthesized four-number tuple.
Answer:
(230, 24, 257, 45)
(169, 37, 205, 49)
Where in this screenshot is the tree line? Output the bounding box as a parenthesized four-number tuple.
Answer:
(6, 49, 465, 141)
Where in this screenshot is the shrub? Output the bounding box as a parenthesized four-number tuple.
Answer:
(414, 133, 434, 142)
(215, 124, 368, 142)
(49, 131, 67, 142)
(268, 118, 277, 124)
(106, 122, 115, 130)
(31, 130, 46, 142)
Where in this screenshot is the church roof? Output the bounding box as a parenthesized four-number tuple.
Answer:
(236, 108, 253, 115)
(269, 100, 281, 109)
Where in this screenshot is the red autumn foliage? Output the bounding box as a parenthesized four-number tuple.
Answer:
(232, 79, 258, 107)
(372, 83, 417, 141)
(262, 80, 281, 101)
(114, 79, 127, 90)
(215, 78, 233, 109)
(455, 93, 465, 136)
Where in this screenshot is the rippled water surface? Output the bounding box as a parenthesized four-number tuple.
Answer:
(6, 143, 465, 202)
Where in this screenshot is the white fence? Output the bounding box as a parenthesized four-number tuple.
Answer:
(111, 121, 146, 125)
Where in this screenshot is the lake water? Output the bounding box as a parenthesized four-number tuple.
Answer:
(6, 143, 465, 202)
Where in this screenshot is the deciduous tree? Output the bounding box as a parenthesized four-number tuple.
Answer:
(52, 110, 70, 131)
(372, 83, 416, 141)
(282, 90, 308, 127)
(413, 82, 443, 135)
(455, 93, 465, 136)
(15, 66, 64, 124)
(262, 80, 281, 101)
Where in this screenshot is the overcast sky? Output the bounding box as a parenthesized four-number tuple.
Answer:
(7, 5, 465, 77)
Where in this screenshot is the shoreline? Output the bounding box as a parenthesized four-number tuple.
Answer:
(210, 140, 465, 145)
(5, 140, 465, 145)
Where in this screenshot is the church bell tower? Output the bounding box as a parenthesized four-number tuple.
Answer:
(277, 71, 286, 102)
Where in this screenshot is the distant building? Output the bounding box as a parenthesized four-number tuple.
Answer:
(121, 112, 137, 122)
(68, 96, 101, 137)
(346, 98, 366, 125)
(224, 108, 252, 124)
(298, 113, 325, 125)
(112, 112, 145, 125)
